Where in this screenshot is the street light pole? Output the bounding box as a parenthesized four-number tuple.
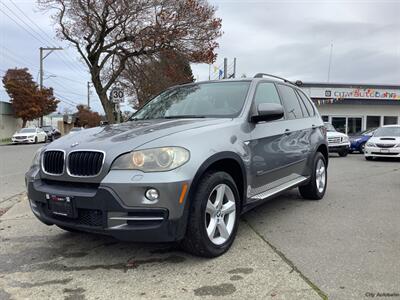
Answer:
(39, 46, 63, 126)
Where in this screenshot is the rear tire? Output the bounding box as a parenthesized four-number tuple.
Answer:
(181, 171, 240, 257)
(299, 152, 327, 200)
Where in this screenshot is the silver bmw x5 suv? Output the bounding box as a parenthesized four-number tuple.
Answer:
(26, 73, 328, 257)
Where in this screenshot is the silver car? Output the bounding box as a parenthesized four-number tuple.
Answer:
(26, 74, 328, 257)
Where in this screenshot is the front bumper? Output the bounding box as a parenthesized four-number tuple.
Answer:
(12, 137, 36, 143)
(328, 143, 350, 153)
(26, 169, 192, 242)
(364, 146, 400, 158)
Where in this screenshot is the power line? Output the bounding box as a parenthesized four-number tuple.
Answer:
(0, 48, 86, 85)
(3, 1, 87, 75)
(0, 6, 43, 45)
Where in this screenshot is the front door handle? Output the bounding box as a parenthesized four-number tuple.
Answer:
(311, 124, 317, 129)
(284, 129, 291, 135)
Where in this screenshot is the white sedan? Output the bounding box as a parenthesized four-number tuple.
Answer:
(12, 128, 47, 144)
(364, 125, 400, 160)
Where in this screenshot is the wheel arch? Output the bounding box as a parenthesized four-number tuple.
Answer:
(316, 143, 329, 166)
(187, 152, 247, 209)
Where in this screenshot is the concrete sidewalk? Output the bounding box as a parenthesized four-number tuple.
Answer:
(0, 196, 325, 300)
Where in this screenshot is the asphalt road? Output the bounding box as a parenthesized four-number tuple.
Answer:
(0, 144, 42, 202)
(0, 146, 399, 299)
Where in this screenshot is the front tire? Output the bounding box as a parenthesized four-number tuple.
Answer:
(365, 156, 373, 161)
(299, 152, 327, 200)
(181, 171, 240, 257)
(359, 142, 366, 154)
(34, 137, 38, 144)
(338, 149, 348, 157)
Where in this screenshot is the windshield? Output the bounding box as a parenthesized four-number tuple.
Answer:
(359, 128, 375, 135)
(373, 127, 400, 137)
(131, 81, 250, 120)
(41, 126, 52, 131)
(19, 128, 36, 133)
(324, 123, 336, 132)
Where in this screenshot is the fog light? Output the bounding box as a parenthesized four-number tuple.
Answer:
(145, 188, 159, 201)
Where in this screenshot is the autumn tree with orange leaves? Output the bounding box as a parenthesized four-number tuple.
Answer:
(2, 68, 59, 127)
(38, 0, 222, 123)
(75, 104, 102, 128)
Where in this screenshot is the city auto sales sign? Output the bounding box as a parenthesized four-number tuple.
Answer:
(310, 87, 400, 100)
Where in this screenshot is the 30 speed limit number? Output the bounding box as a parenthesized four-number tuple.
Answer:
(110, 87, 124, 103)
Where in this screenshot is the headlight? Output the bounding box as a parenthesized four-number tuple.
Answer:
(366, 142, 375, 147)
(342, 136, 349, 142)
(31, 147, 43, 167)
(111, 147, 190, 172)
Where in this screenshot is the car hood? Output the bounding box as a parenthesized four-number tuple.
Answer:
(369, 136, 400, 144)
(13, 132, 35, 137)
(326, 131, 348, 138)
(48, 118, 228, 156)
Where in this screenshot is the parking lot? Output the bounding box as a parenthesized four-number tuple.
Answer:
(0, 145, 399, 299)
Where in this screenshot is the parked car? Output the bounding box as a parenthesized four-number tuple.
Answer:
(349, 128, 376, 153)
(26, 74, 329, 257)
(41, 126, 61, 142)
(364, 125, 400, 160)
(12, 127, 47, 144)
(324, 122, 350, 157)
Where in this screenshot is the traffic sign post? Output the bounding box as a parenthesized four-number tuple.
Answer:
(110, 87, 124, 123)
(110, 87, 124, 103)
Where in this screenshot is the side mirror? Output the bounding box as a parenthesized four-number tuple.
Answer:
(250, 103, 284, 123)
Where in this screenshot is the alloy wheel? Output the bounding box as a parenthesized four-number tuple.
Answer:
(315, 158, 326, 193)
(205, 184, 236, 245)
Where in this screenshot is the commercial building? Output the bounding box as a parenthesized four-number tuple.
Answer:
(300, 82, 400, 134)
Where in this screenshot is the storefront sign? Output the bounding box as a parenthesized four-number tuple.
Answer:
(304, 87, 400, 100)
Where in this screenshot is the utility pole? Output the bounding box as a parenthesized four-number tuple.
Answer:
(327, 42, 333, 83)
(39, 47, 63, 126)
(223, 58, 228, 79)
(87, 81, 91, 109)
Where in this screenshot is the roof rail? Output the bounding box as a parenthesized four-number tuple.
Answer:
(253, 73, 294, 85)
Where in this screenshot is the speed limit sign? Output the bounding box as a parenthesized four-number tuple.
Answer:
(110, 87, 124, 103)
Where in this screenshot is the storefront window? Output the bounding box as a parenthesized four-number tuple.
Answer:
(321, 115, 329, 122)
(366, 116, 381, 129)
(383, 116, 398, 125)
(331, 117, 346, 133)
(347, 117, 362, 134)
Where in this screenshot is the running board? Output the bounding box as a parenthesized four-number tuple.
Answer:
(249, 176, 309, 202)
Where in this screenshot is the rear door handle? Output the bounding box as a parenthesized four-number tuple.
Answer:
(312, 124, 317, 129)
(284, 129, 291, 135)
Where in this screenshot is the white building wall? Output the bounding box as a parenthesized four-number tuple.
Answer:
(315, 104, 400, 130)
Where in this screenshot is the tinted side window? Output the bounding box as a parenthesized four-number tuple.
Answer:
(277, 84, 303, 119)
(296, 92, 309, 117)
(297, 90, 315, 116)
(254, 82, 281, 106)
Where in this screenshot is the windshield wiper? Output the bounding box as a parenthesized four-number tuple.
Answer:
(162, 115, 206, 119)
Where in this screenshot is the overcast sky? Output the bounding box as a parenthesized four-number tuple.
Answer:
(1, 0, 400, 114)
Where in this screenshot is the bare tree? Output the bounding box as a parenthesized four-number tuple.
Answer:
(39, 0, 222, 123)
(122, 50, 194, 107)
